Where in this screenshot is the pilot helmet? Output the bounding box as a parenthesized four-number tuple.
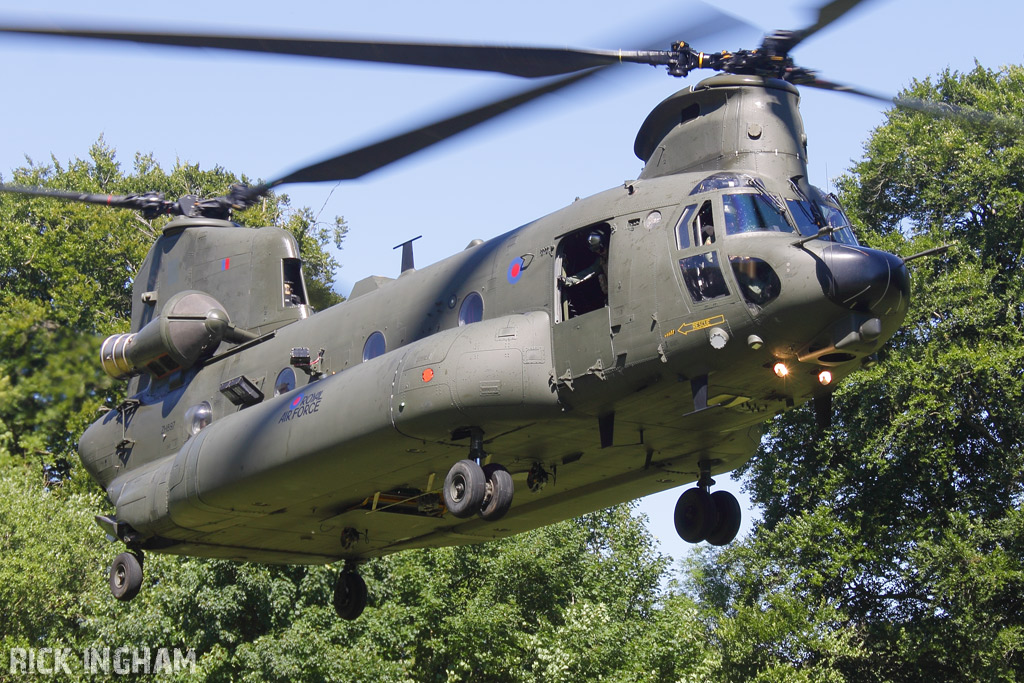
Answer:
(587, 231, 606, 252)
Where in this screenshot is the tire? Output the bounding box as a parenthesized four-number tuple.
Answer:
(673, 488, 718, 543)
(109, 551, 143, 601)
(705, 490, 742, 546)
(333, 572, 367, 621)
(479, 463, 514, 521)
(443, 459, 487, 518)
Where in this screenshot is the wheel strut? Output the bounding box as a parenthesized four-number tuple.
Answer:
(696, 460, 716, 491)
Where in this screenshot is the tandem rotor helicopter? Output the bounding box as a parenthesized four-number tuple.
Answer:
(3, 0, 967, 619)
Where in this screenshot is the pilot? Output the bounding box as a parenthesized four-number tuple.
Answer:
(563, 231, 608, 295)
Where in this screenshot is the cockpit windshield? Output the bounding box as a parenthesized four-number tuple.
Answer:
(722, 193, 794, 235)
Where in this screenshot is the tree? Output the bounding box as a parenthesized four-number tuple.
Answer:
(0, 140, 347, 477)
(0, 454, 692, 683)
(689, 64, 1024, 681)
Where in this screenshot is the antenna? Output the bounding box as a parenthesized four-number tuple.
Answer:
(393, 235, 423, 273)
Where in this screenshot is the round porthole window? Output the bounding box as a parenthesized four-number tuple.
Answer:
(458, 292, 483, 326)
(362, 331, 386, 361)
(274, 367, 296, 396)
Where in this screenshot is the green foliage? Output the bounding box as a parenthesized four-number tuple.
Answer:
(0, 140, 346, 475)
(0, 464, 704, 682)
(689, 64, 1024, 681)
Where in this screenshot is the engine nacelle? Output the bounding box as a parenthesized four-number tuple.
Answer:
(100, 290, 234, 379)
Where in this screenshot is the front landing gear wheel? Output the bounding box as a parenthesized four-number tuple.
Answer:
(705, 490, 742, 546)
(109, 551, 143, 601)
(333, 571, 367, 621)
(443, 459, 487, 518)
(479, 463, 514, 521)
(673, 488, 719, 543)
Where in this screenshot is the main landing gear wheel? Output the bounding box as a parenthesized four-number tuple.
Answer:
(479, 463, 514, 521)
(109, 551, 144, 601)
(333, 571, 368, 621)
(674, 488, 718, 543)
(705, 490, 742, 546)
(673, 487, 742, 545)
(443, 459, 487, 518)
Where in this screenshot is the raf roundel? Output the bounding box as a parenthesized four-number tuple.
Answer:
(506, 257, 525, 284)
(289, 394, 304, 410)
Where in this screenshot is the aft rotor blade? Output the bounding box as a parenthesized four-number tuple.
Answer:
(0, 184, 177, 217)
(264, 69, 598, 188)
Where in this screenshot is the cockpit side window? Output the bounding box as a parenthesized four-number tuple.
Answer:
(675, 204, 696, 249)
(722, 193, 794, 235)
(692, 200, 716, 246)
(785, 198, 859, 245)
(819, 202, 858, 244)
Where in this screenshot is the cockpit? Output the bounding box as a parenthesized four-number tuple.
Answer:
(673, 172, 859, 313)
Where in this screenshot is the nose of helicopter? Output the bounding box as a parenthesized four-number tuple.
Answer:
(819, 245, 910, 316)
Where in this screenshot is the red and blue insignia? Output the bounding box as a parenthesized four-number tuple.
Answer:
(507, 257, 525, 284)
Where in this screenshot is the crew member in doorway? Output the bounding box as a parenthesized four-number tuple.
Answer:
(563, 231, 608, 295)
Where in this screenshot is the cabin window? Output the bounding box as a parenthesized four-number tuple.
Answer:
(362, 331, 386, 361)
(556, 224, 610, 320)
(722, 193, 793, 235)
(680, 251, 730, 302)
(274, 367, 296, 395)
(282, 258, 308, 307)
(458, 292, 484, 326)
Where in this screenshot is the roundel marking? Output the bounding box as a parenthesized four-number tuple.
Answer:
(290, 394, 304, 409)
(507, 257, 525, 284)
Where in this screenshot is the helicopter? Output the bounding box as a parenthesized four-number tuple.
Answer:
(1, 0, 948, 620)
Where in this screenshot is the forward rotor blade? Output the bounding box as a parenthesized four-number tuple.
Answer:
(0, 25, 621, 77)
(264, 69, 598, 189)
(251, 7, 759, 193)
(0, 6, 752, 79)
(803, 76, 894, 104)
(806, 78, 1024, 134)
(790, 0, 875, 48)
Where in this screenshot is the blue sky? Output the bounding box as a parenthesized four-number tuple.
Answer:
(1, 0, 1022, 562)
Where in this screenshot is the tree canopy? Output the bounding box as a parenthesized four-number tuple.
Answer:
(689, 63, 1024, 681)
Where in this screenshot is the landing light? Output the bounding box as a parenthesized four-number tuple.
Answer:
(818, 370, 833, 385)
(773, 362, 789, 378)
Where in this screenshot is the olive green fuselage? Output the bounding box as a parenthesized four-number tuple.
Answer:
(79, 76, 909, 563)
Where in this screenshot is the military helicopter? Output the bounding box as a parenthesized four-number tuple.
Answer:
(1, 0, 939, 620)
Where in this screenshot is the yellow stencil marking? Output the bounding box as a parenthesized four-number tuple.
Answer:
(664, 314, 726, 338)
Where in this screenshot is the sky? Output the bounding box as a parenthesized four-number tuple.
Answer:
(1, 0, 1022, 564)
